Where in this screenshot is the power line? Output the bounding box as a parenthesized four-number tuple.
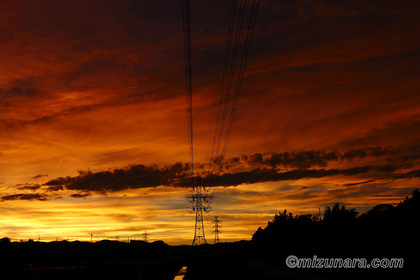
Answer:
(208, 0, 239, 178)
(220, 0, 260, 164)
(207, 0, 260, 184)
(211, 0, 247, 179)
(182, 0, 194, 178)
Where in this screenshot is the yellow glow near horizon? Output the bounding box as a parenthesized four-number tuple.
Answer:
(1, 179, 415, 245)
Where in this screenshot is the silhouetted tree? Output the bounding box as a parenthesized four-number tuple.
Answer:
(397, 188, 420, 214)
(358, 203, 395, 224)
(251, 209, 318, 245)
(0, 237, 11, 244)
(323, 203, 358, 224)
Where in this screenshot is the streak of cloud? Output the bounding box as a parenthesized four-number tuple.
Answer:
(1, 193, 48, 202)
(40, 146, 420, 194)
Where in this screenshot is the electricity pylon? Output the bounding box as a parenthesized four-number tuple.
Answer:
(143, 231, 149, 243)
(212, 216, 222, 244)
(187, 176, 212, 245)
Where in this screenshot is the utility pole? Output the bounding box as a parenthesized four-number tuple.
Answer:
(143, 231, 149, 243)
(187, 176, 212, 245)
(212, 216, 222, 244)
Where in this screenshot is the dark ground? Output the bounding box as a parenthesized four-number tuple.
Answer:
(0, 238, 417, 280)
(1, 189, 419, 280)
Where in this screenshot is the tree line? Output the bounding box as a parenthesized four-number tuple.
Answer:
(251, 188, 420, 259)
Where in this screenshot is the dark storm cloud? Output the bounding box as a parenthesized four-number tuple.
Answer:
(43, 163, 389, 193)
(1, 193, 47, 202)
(41, 143, 420, 195)
(45, 163, 190, 192)
(70, 193, 91, 199)
(229, 147, 398, 169)
(0, 76, 49, 97)
(45, 185, 64, 192)
(214, 166, 372, 187)
(0, 87, 40, 100)
(17, 184, 41, 191)
(33, 174, 48, 180)
(340, 149, 369, 160)
(390, 169, 420, 180)
(240, 150, 335, 168)
(343, 179, 375, 187)
(216, 164, 406, 187)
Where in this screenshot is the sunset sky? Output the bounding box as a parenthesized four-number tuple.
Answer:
(1, 0, 420, 244)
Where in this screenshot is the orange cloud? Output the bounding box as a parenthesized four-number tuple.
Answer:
(1, 0, 420, 244)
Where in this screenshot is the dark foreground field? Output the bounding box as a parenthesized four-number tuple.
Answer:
(0, 238, 417, 280)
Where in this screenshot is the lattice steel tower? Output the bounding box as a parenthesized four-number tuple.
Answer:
(187, 176, 212, 245)
(212, 216, 222, 244)
(143, 231, 149, 243)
